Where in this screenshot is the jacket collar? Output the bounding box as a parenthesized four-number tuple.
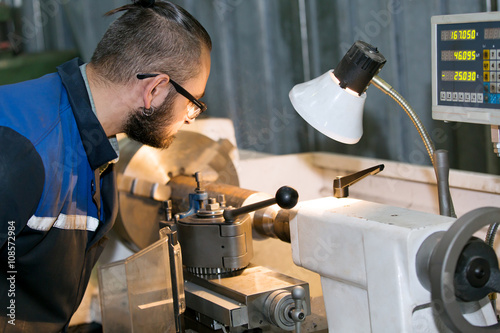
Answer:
(57, 58, 118, 170)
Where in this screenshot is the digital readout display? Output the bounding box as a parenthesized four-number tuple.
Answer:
(441, 71, 477, 81)
(441, 29, 477, 40)
(485, 27, 500, 39)
(441, 50, 477, 61)
(433, 13, 500, 119)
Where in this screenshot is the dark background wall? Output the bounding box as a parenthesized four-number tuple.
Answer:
(2, 0, 499, 174)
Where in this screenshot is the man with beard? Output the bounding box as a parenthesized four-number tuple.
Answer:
(0, 0, 211, 332)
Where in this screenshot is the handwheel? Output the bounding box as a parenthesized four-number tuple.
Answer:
(428, 207, 500, 333)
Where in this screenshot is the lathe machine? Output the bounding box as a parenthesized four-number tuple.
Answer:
(96, 126, 499, 333)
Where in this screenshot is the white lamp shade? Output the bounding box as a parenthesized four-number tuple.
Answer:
(289, 70, 367, 144)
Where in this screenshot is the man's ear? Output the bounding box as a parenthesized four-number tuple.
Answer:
(142, 74, 170, 109)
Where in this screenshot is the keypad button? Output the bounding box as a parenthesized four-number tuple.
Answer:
(478, 94, 484, 103)
(452, 92, 458, 101)
(465, 93, 471, 102)
(491, 72, 497, 82)
(491, 84, 497, 93)
(446, 92, 452, 101)
(491, 61, 497, 70)
(471, 93, 477, 103)
(491, 49, 498, 60)
(458, 92, 464, 102)
(440, 91, 446, 101)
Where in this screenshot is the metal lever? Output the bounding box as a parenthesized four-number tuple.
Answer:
(290, 286, 306, 333)
(333, 164, 384, 198)
(223, 186, 298, 222)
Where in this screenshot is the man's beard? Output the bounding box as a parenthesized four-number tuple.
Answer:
(123, 94, 177, 149)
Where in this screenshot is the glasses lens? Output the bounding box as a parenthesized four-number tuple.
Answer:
(187, 103, 201, 119)
(187, 102, 206, 119)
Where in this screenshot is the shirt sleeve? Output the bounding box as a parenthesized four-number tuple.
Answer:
(0, 126, 45, 249)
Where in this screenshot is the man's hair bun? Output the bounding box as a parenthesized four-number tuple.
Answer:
(133, 0, 155, 8)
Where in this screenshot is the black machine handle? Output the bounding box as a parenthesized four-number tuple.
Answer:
(223, 186, 298, 222)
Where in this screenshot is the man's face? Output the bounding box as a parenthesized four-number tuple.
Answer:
(124, 47, 211, 149)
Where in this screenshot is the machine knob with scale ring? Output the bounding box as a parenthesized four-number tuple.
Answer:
(417, 207, 500, 333)
(264, 286, 307, 332)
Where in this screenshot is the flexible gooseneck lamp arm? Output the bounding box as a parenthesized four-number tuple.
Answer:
(371, 75, 456, 217)
(371, 76, 436, 165)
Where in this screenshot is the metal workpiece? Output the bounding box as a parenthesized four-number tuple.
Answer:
(253, 206, 291, 242)
(183, 266, 311, 332)
(114, 132, 239, 251)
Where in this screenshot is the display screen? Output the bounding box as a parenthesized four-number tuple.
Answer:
(441, 70, 477, 81)
(441, 29, 477, 40)
(441, 50, 477, 61)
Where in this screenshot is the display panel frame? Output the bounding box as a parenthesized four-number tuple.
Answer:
(432, 12, 500, 125)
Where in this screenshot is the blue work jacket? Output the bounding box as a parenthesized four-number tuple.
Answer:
(0, 58, 118, 332)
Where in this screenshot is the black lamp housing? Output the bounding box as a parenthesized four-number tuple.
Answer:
(333, 40, 387, 96)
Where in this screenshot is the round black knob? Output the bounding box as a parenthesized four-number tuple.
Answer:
(466, 257, 491, 288)
(275, 186, 299, 209)
(453, 237, 498, 302)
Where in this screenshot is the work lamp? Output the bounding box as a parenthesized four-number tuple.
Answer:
(289, 40, 455, 217)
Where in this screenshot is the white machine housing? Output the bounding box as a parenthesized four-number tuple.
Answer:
(290, 197, 497, 332)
